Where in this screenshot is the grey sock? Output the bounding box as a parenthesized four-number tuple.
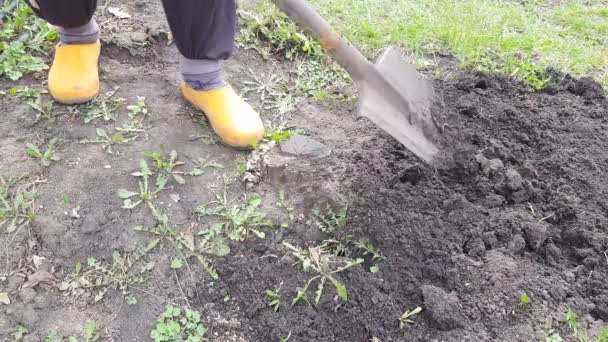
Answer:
(181, 56, 226, 91)
(57, 18, 99, 45)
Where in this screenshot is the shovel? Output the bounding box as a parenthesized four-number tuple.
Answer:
(272, 0, 446, 165)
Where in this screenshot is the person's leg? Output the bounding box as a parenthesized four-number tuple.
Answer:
(26, 0, 98, 44)
(161, 0, 264, 148)
(27, 0, 100, 104)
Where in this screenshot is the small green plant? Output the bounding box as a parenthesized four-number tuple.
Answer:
(566, 310, 588, 342)
(311, 205, 348, 234)
(25, 138, 60, 167)
(83, 87, 125, 123)
(13, 325, 29, 340)
(283, 242, 363, 306)
(196, 194, 273, 241)
(143, 145, 198, 186)
(59, 248, 156, 304)
(545, 330, 564, 342)
(237, 4, 322, 61)
(150, 305, 207, 342)
(127, 96, 148, 117)
(135, 203, 230, 279)
(4, 86, 47, 101)
(0, 174, 37, 233)
(399, 307, 423, 329)
(0, 2, 56, 80)
(599, 330, 608, 342)
(116, 158, 170, 209)
(43, 320, 99, 342)
(322, 238, 385, 273)
(46, 329, 60, 342)
(519, 292, 530, 307)
(80, 127, 142, 155)
(241, 72, 297, 115)
(264, 284, 283, 312)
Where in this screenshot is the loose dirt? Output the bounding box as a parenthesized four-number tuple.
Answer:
(1, 1, 607, 342)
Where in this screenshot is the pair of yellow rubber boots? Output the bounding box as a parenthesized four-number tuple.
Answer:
(49, 42, 264, 148)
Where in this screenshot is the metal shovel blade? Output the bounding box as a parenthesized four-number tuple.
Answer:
(358, 47, 443, 164)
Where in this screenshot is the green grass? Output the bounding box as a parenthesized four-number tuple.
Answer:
(0, 1, 56, 80)
(246, 0, 608, 88)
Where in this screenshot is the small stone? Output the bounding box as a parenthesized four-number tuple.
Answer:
(509, 234, 526, 254)
(422, 285, 464, 331)
(505, 169, 523, 191)
(280, 135, 331, 159)
(523, 222, 547, 251)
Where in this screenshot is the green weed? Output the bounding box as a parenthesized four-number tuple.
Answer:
(44, 320, 99, 342)
(126, 96, 148, 118)
(323, 238, 385, 273)
(312, 205, 348, 234)
(3, 85, 47, 100)
(237, 3, 322, 61)
(283, 242, 362, 306)
(135, 203, 230, 279)
(83, 87, 125, 123)
(79, 97, 149, 154)
(12, 325, 28, 340)
(116, 149, 203, 209)
(0, 2, 56, 80)
(59, 247, 157, 304)
(399, 307, 423, 329)
(150, 305, 207, 342)
(519, 292, 530, 307)
(25, 138, 60, 167)
(0, 174, 37, 233)
(545, 330, 564, 342)
(196, 194, 273, 241)
(80, 127, 141, 155)
(264, 284, 283, 312)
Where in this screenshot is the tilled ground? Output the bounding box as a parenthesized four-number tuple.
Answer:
(1, 1, 608, 341)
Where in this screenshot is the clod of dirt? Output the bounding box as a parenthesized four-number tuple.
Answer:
(505, 168, 523, 191)
(421, 285, 465, 331)
(476, 153, 503, 176)
(508, 234, 526, 255)
(455, 95, 479, 117)
(523, 221, 548, 251)
(443, 194, 470, 212)
(280, 135, 331, 159)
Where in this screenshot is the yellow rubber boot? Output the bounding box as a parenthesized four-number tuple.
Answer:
(48, 41, 100, 104)
(181, 83, 265, 148)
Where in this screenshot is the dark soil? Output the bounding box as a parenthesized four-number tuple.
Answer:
(1, 1, 608, 341)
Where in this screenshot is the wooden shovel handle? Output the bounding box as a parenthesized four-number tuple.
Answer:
(271, 0, 372, 81)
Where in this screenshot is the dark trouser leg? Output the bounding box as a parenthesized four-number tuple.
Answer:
(161, 0, 236, 91)
(26, 0, 99, 44)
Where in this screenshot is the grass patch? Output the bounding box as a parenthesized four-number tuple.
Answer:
(0, 1, 56, 80)
(59, 247, 157, 305)
(243, 0, 608, 88)
(0, 174, 37, 233)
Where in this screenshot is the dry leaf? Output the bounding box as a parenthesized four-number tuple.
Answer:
(0, 292, 10, 305)
(108, 7, 131, 19)
(23, 270, 56, 288)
